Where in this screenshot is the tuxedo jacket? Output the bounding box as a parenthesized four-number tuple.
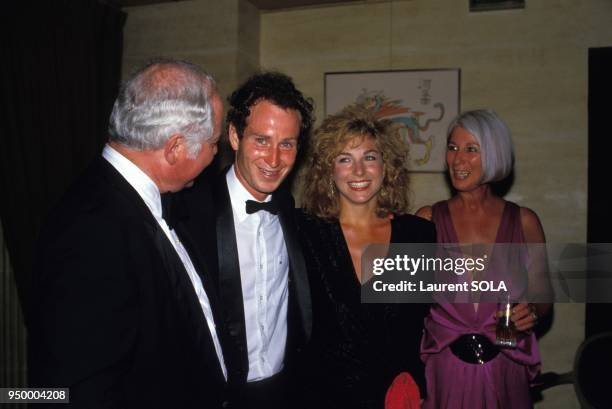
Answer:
(181, 168, 312, 388)
(28, 158, 227, 409)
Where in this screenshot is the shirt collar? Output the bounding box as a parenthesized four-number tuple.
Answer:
(226, 165, 272, 223)
(102, 144, 163, 220)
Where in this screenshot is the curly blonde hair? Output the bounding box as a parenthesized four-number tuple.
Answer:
(301, 104, 411, 220)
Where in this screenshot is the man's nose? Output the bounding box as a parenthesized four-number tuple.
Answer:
(265, 145, 281, 167)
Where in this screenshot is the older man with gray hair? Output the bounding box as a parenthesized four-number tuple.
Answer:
(28, 59, 228, 408)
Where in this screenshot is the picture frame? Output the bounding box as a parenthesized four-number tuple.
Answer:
(325, 69, 460, 172)
(469, 0, 525, 12)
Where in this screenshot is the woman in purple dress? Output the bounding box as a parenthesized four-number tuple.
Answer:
(416, 109, 552, 408)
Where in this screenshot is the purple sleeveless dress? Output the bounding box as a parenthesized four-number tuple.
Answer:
(421, 201, 541, 409)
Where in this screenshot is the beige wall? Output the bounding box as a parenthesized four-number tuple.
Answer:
(123, 0, 259, 101)
(261, 0, 611, 233)
(260, 1, 611, 407)
(123, 0, 259, 163)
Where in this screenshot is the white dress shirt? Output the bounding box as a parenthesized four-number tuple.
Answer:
(102, 145, 227, 380)
(226, 166, 289, 382)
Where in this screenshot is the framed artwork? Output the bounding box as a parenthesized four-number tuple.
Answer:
(469, 0, 525, 12)
(325, 69, 460, 172)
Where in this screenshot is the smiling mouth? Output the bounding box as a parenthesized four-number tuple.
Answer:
(453, 170, 471, 179)
(258, 167, 282, 178)
(348, 180, 371, 190)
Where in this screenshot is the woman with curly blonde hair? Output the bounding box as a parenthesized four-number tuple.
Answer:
(297, 104, 436, 409)
(302, 104, 411, 221)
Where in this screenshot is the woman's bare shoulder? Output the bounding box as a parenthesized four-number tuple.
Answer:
(415, 205, 433, 221)
(519, 206, 546, 243)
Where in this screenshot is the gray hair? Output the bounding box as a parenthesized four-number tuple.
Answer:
(447, 109, 514, 183)
(108, 58, 218, 158)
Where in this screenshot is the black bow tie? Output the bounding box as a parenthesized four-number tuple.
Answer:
(160, 192, 178, 229)
(245, 199, 279, 215)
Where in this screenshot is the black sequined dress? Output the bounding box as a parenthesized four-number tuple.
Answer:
(295, 211, 436, 409)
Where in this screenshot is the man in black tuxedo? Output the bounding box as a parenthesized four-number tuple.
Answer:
(28, 59, 228, 408)
(184, 72, 314, 409)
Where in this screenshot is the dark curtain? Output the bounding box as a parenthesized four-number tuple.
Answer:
(0, 0, 126, 323)
(587, 47, 612, 337)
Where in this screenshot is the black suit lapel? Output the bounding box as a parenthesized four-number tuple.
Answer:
(175, 171, 220, 289)
(100, 158, 225, 381)
(146, 224, 225, 382)
(274, 190, 312, 344)
(99, 158, 159, 228)
(174, 222, 222, 321)
(215, 173, 250, 383)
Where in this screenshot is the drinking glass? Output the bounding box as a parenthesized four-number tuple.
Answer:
(495, 293, 517, 348)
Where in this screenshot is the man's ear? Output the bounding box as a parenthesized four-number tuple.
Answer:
(163, 134, 185, 165)
(228, 124, 240, 152)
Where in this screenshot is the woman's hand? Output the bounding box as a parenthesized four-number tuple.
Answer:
(510, 302, 538, 332)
